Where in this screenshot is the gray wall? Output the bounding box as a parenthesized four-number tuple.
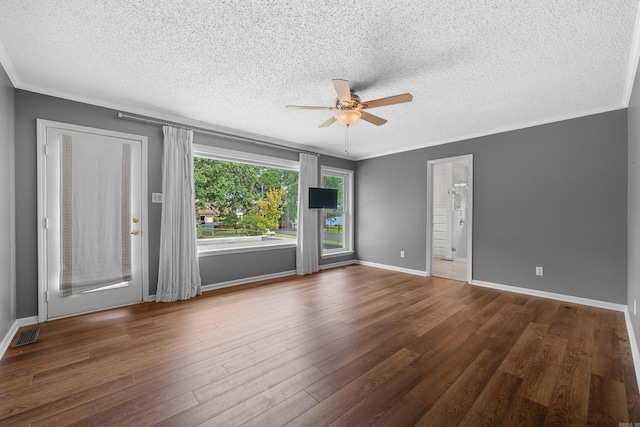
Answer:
(628, 62, 640, 344)
(14, 90, 355, 318)
(14, 86, 628, 316)
(0, 64, 16, 338)
(200, 248, 296, 284)
(357, 110, 628, 304)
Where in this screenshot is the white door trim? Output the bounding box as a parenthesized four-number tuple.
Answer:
(426, 154, 473, 283)
(36, 119, 149, 322)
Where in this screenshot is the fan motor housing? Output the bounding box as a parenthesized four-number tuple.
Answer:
(336, 93, 363, 109)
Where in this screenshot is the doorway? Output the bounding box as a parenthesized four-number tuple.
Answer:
(37, 120, 149, 320)
(427, 155, 473, 282)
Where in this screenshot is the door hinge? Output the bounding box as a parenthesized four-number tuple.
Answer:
(45, 290, 49, 302)
(43, 144, 49, 156)
(43, 218, 49, 229)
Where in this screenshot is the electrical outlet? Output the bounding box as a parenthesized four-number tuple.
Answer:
(152, 193, 163, 203)
(535, 266, 543, 276)
(400, 251, 405, 258)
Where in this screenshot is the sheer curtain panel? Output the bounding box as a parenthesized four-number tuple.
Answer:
(296, 153, 319, 275)
(156, 126, 202, 302)
(60, 135, 132, 296)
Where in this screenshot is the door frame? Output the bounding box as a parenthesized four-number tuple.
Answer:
(36, 119, 149, 321)
(432, 162, 454, 260)
(426, 154, 473, 282)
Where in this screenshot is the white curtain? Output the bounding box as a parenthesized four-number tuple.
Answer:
(60, 134, 132, 296)
(296, 153, 319, 275)
(156, 126, 202, 302)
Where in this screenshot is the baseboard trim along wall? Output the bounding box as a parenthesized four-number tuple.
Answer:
(357, 260, 427, 277)
(147, 271, 300, 300)
(470, 279, 627, 312)
(320, 259, 359, 270)
(624, 309, 640, 396)
(1, 316, 39, 358)
(150, 262, 358, 300)
(200, 270, 297, 293)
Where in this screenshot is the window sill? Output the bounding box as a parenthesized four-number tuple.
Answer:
(321, 250, 355, 259)
(198, 240, 296, 257)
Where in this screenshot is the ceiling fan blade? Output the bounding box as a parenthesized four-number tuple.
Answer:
(319, 116, 337, 128)
(360, 93, 413, 109)
(360, 111, 387, 126)
(332, 79, 352, 103)
(285, 105, 336, 110)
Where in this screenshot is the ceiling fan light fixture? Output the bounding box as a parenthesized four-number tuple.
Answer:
(286, 79, 412, 128)
(335, 109, 362, 126)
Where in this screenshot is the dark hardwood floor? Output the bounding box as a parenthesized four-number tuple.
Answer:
(1, 265, 638, 426)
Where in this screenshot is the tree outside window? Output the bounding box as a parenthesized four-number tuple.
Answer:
(322, 175, 345, 250)
(194, 157, 298, 240)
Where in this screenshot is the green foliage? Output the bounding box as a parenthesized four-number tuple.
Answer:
(278, 169, 299, 226)
(325, 212, 338, 226)
(257, 187, 286, 232)
(194, 158, 261, 213)
(239, 207, 259, 230)
(194, 157, 298, 231)
(220, 210, 239, 226)
(322, 175, 344, 228)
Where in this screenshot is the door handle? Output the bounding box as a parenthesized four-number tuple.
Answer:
(132, 217, 139, 223)
(131, 230, 140, 236)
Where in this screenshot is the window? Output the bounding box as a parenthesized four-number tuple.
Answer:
(321, 166, 354, 256)
(193, 145, 299, 255)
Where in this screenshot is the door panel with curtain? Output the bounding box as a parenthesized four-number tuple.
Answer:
(39, 121, 146, 319)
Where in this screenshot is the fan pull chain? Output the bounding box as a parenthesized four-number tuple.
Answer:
(344, 125, 349, 157)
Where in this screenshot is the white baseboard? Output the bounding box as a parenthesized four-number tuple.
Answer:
(320, 259, 358, 270)
(148, 263, 358, 300)
(201, 270, 297, 293)
(1, 316, 39, 359)
(624, 308, 640, 396)
(471, 280, 627, 312)
(357, 260, 427, 277)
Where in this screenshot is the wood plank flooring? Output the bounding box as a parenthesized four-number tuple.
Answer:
(1, 265, 638, 426)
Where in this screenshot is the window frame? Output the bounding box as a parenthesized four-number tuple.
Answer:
(320, 165, 354, 257)
(192, 144, 299, 256)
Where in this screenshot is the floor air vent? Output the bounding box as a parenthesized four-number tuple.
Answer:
(12, 328, 40, 347)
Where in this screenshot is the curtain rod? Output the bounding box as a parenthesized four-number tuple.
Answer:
(116, 112, 319, 156)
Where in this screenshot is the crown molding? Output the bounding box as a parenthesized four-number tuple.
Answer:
(624, 1, 640, 106)
(0, 39, 20, 87)
(354, 103, 626, 161)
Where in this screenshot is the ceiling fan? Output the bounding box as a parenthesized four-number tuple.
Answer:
(286, 79, 413, 128)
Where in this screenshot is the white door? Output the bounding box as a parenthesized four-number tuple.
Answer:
(38, 120, 147, 319)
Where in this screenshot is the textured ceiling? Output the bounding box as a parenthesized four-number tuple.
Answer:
(0, 1, 638, 159)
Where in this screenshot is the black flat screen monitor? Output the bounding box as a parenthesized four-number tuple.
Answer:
(309, 187, 338, 209)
